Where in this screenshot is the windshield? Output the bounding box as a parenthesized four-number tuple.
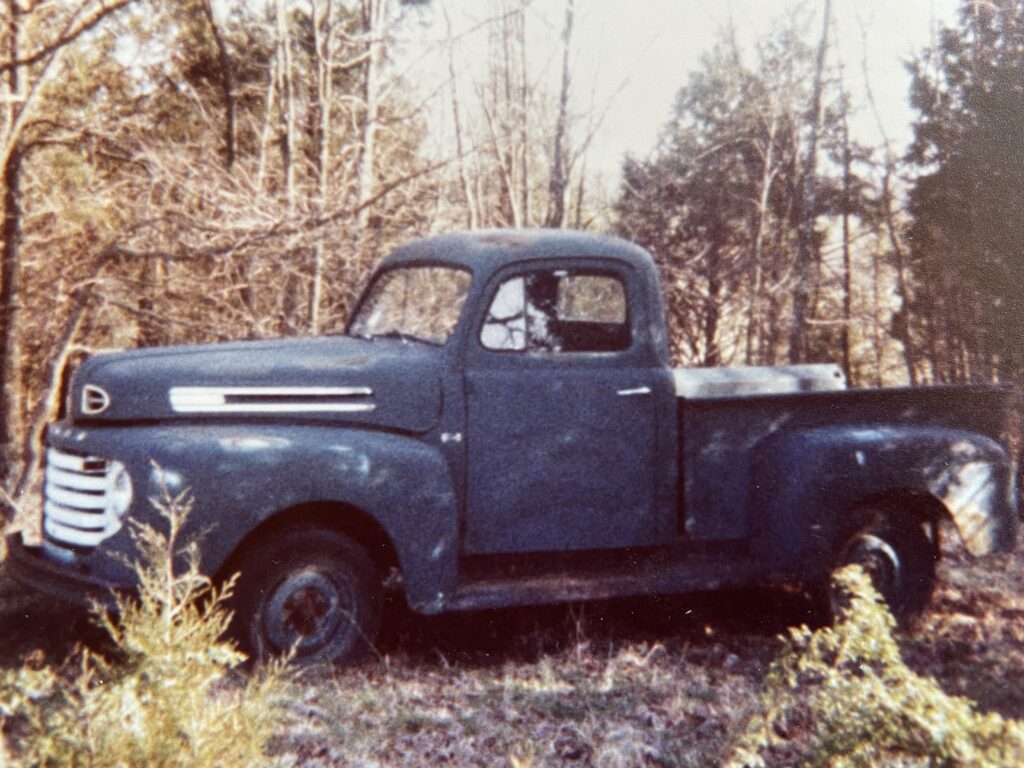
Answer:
(348, 266, 472, 345)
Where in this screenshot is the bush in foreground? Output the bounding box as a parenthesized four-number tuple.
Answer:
(727, 565, 1024, 767)
(0, 487, 290, 767)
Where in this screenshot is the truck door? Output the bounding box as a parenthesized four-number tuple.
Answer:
(464, 261, 670, 554)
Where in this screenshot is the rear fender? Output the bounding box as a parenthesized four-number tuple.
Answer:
(750, 425, 1018, 573)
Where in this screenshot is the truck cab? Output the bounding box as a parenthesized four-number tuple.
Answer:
(8, 230, 1018, 665)
(355, 233, 678, 555)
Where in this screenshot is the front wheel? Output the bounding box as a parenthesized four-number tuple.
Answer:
(228, 528, 383, 665)
(831, 513, 938, 623)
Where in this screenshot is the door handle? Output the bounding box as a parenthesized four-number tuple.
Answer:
(617, 386, 652, 397)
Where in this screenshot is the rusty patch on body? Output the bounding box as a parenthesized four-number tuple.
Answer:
(926, 443, 1009, 556)
(475, 232, 539, 251)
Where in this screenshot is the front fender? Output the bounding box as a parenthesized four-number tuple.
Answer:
(750, 425, 1018, 573)
(47, 422, 459, 613)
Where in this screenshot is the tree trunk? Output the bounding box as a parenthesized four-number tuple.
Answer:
(0, 0, 22, 497)
(275, 0, 296, 211)
(310, 0, 334, 334)
(14, 292, 92, 498)
(840, 99, 853, 382)
(703, 243, 722, 366)
(256, 56, 277, 194)
(788, 0, 830, 364)
(357, 0, 387, 230)
(745, 113, 778, 365)
(200, 0, 235, 171)
(544, 0, 573, 229)
(444, 5, 477, 229)
(882, 161, 918, 385)
(516, 0, 528, 227)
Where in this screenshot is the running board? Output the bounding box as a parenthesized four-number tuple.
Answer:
(446, 556, 763, 613)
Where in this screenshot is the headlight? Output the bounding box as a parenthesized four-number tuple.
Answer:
(105, 460, 133, 520)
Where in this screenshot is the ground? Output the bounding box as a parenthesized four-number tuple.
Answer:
(2, 524, 1023, 767)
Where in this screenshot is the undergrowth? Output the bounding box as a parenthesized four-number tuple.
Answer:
(3, 502, 1023, 767)
(726, 565, 1024, 767)
(0, 486, 291, 767)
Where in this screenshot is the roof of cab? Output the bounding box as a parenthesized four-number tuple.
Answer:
(379, 229, 655, 275)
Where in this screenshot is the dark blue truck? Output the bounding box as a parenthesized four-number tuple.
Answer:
(7, 230, 1019, 664)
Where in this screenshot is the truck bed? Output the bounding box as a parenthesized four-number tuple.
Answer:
(677, 379, 1014, 541)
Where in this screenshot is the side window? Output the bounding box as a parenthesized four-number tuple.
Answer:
(480, 269, 630, 353)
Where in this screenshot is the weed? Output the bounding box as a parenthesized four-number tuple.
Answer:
(0, 486, 291, 767)
(726, 565, 1024, 767)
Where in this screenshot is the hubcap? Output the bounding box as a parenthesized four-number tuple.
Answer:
(262, 567, 354, 656)
(844, 533, 902, 602)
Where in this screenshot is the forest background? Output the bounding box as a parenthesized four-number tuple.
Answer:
(0, 0, 1021, 523)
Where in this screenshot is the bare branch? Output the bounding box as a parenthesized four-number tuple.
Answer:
(0, 0, 138, 75)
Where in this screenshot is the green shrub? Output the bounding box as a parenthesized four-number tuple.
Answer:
(726, 565, 1024, 768)
(0, 486, 291, 767)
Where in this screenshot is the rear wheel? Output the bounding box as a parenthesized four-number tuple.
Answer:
(831, 512, 938, 623)
(228, 528, 382, 665)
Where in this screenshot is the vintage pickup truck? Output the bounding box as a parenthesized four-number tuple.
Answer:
(7, 230, 1019, 664)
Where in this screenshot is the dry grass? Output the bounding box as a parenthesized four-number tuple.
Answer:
(2, 521, 1023, 767)
(903, 531, 1024, 720)
(276, 633, 764, 767)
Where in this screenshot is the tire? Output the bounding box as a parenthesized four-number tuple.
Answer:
(831, 512, 938, 623)
(227, 528, 383, 666)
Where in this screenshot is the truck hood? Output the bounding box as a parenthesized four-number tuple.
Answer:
(68, 336, 444, 433)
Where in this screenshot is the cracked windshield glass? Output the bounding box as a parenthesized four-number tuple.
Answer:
(349, 266, 472, 344)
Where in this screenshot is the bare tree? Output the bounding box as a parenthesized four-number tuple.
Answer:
(0, 0, 137, 505)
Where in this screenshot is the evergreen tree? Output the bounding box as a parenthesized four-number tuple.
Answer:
(906, 0, 1024, 384)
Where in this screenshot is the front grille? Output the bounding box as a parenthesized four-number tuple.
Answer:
(42, 448, 121, 557)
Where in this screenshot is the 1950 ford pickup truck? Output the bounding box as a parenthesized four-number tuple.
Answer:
(7, 230, 1019, 664)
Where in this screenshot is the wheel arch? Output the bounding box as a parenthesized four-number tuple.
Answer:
(215, 500, 401, 590)
(832, 489, 946, 545)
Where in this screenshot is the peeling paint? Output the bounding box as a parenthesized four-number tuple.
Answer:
(334, 451, 371, 476)
(418, 591, 446, 614)
(929, 458, 1001, 556)
(218, 436, 291, 451)
(150, 466, 185, 492)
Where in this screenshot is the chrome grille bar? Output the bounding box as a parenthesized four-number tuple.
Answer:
(42, 447, 123, 556)
(46, 466, 107, 491)
(47, 450, 106, 473)
(44, 484, 106, 510)
(44, 501, 109, 530)
(44, 518, 108, 547)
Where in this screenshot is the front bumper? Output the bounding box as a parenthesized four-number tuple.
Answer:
(5, 533, 122, 609)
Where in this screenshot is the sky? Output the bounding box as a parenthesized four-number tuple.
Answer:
(399, 0, 963, 184)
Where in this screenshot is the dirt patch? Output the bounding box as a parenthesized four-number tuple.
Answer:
(903, 535, 1024, 720)
(0, 561, 95, 668)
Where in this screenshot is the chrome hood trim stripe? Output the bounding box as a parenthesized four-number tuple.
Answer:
(169, 386, 376, 414)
